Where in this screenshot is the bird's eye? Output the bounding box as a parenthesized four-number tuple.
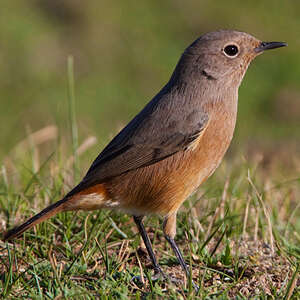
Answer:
(223, 44, 239, 57)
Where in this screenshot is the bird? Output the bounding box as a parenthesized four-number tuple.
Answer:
(3, 30, 286, 289)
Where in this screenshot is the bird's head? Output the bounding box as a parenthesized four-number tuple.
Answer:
(175, 30, 287, 88)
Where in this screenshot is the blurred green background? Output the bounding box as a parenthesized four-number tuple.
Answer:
(1, 1, 299, 166)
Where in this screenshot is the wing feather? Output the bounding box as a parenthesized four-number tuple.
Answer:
(67, 91, 209, 197)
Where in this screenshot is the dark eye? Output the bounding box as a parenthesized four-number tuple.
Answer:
(223, 45, 239, 57)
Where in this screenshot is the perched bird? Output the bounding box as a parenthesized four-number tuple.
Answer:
(3, 30, 286, 289)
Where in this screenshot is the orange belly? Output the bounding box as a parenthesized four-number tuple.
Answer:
(104, 106, 237, 216)
(66, 103, 237, 216)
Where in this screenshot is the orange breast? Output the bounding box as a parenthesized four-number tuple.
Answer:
(104, 101, 237, 217)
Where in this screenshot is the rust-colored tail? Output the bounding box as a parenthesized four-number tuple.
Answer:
(3, 197, 68, 241)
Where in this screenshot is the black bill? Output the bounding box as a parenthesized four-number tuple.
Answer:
(255, 41, 287, 53)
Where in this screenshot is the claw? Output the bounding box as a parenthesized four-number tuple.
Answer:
(131, 269, 184, 286)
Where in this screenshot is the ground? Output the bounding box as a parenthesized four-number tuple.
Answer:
(0, 150, 299, 298)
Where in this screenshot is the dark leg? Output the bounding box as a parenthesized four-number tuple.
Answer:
(163, 215, 199, 291)
(133, 215, 163, 275)
(164, 235, 190, 275)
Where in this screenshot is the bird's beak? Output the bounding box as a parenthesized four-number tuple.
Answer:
(254, 41, 287, 53)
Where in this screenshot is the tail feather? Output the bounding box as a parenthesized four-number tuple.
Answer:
(3, 197, 67, 241)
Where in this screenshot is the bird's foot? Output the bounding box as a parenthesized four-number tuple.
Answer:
(154, 269, 200, 293)
(131, 273, 199, 294)
(131, 267, 185, 287)
(131, 267, 165, 284)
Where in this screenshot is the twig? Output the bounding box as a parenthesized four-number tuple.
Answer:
(247, 170, 274, 253)
(242, 195, 251, 238)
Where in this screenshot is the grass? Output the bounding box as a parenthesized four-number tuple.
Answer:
(1, 1, 300, 158)
(0, 124, 299, 299)
(0, 3, 299, 297)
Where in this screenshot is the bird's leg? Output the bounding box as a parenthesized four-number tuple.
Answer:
(133, 215, 164, 277)
(163, 214, 199, 291)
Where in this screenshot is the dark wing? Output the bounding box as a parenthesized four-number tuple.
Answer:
(68, 92, 209, 196)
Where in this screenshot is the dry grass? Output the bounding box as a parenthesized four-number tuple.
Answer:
(0, 127, 299, 299)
